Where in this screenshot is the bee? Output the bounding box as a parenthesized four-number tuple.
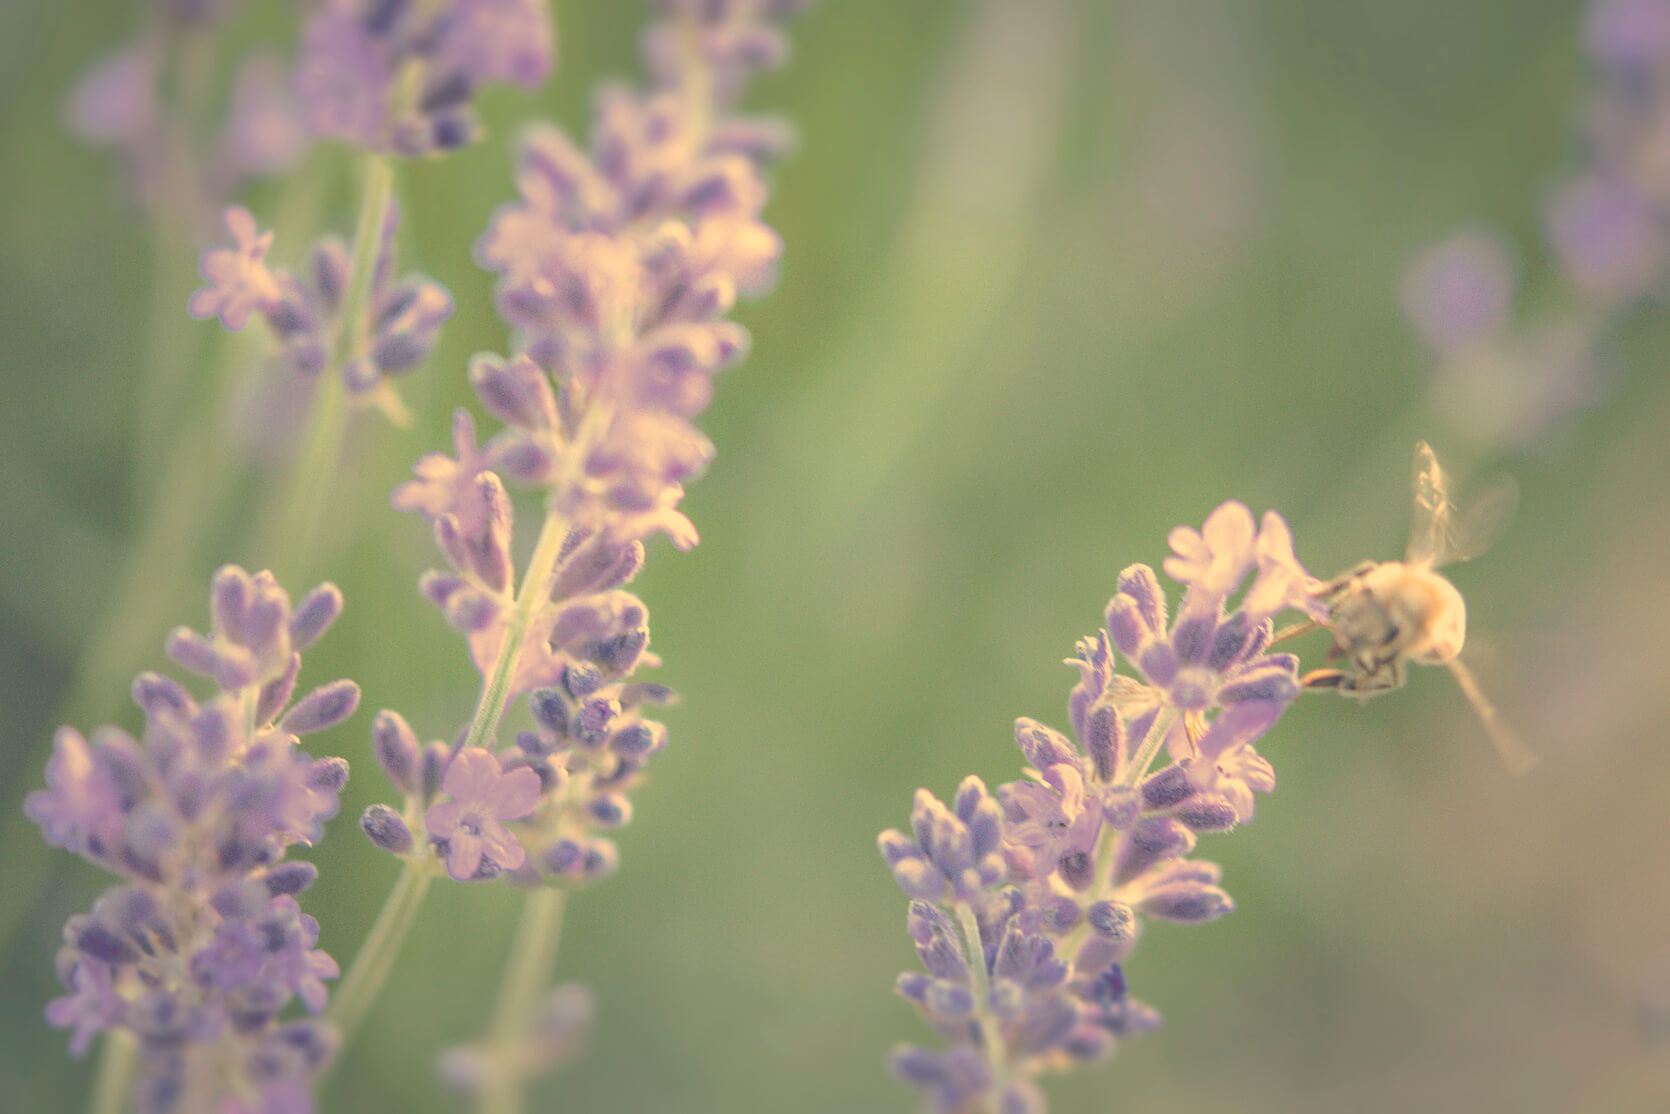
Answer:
(1305, 442, 1537, 773)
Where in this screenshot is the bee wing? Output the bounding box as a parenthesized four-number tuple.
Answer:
(1404, 441, 1518, 567)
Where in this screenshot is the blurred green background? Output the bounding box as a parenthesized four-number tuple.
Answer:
(4, 1, 1670, 1112)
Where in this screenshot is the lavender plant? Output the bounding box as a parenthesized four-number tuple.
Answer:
(26, 566, 357, 1114)
(333, 7, 804, 1104)
(1399, 0, 1670, 451)
(28, 1, 801, 1109)
(879, 502, 1322, 1112)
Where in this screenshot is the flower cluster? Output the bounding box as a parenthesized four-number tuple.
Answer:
(1398, 0, 1670, 449)
(66, 4, 307, 220)
(189, 202, 454, 402)
(366, 0, 801, 891)
(26, 566, 357, 1114)
(360, 586, 673, 887)
(879, 503, 1322, 1112)
(1551, 0, 1670, 304)
(472, 0, 802, 549)
(296, 0, 555, 156)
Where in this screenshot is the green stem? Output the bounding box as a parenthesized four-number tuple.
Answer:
(266, 154, 394, 581)
(1117, 707, 1178, 790)
(475, 887, 569, 1114)
(326, 857, 436, 1055)
(132, 28, 216, 499)
(460, 508, 572, 755)
(89, 1030, 136, 1114)
(1058, 708, 1180, 967)
(955, 902, 1006, 1113)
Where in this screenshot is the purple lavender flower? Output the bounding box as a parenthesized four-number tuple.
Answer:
(64, 41, 158, 150)
(424, 747, 542, 881)
(881, 507, 1321, 1111)
(1588, 0, 1670, 71)
(217, 53, 309, 185)
(465, 0, 795, 551)
(27, 566, 355, 1113)
(188, 206, 283, 331)
(1400, 228, 1517, 354)
(194, 200, 455, 400)
(296, 0, 554, 156)
(1545, 173, 1668, 305)
(376, 0, 799, 894)
(65, 6, 307, 220)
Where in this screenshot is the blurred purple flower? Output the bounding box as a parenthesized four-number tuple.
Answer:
(188, 206, 283, 331)
(1546, 174, 1668, 304)
(1400, 228, 1517, 353)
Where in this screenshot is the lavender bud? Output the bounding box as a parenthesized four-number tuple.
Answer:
(211, 565, 255, 640)
(1138, 883, 1234, 925)
(1175, 796, 1239, 833)
(164, 627, 221, 678)
(469, 352, 559, 431)
(444, 588, 499, 633)
(563, 663, 605, 699)
(543, 839, 583, 875)
(493, 437, 557, 485)
(1084, 703, 1124, 783)
(255, 653, 302, 727)
(361, 804, 413, 853)
(1140, 765, 1197, 811)
(281, 680, 361, 735)
(609, 721, 662, 757)
(582, 841, 619, 880)
(420, 571, 468, 610)
(529, 688, 570, 736)
(288, 583, 344, 651)
(924, 981, 975, 1019)
(1086, 901, 1136, 943)
(420, 70, 474, 114)
(1113, 818, 1195, 886)
(420, 741, 451, 800)
(131, 672, 193, 719)
(343, 355, 381, 393)
(309, 756, 351, 795)
(549, 537, 645, 599)
(265, 861, 318, 897)
(588, 794, 632, 828)
(1117, 564, 1168, 636)
(312, 237, 350, 311)
(372, 710, 422, 794)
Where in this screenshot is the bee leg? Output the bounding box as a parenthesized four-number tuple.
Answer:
(1269, 618, 1322, 647)
(1301, 668, 1346, 690)
(1319, 560, 1378, 596)
(1339, 658, 1405, 699)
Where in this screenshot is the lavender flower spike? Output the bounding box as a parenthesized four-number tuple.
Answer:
(26, 566, 355, 1114)
(296, 0, 555, 156)
(882, 505, 1330, 1111)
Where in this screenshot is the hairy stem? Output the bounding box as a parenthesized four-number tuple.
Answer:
(460, 508, 572, 755)
(475, 886, 569, 1114)
(267, 154, 394, 581)
(326, 857, 437, 1057)
(955, 902, 1007, 1113)
(88, 1030, 136, 1114)
(1117, 707, 1177, 790)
